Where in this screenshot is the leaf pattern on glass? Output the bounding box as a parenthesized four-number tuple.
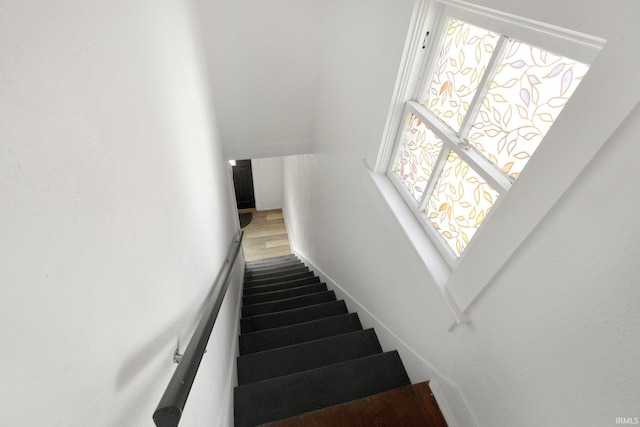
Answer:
(423, 18, 500, 132)
(468, 40, 590, 179)
(392, 113, 444, 201)
(425, 151, 499, 257)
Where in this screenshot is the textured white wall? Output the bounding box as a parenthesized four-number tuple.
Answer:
(252, 157, 284, 211)
(193, 0, 324, 160)
(282, 0, 640, 425)
(0, 1, 241, 426)
(451, 102, 640, 425)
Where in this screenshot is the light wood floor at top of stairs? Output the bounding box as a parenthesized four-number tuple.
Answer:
(240, 208, 292, 262)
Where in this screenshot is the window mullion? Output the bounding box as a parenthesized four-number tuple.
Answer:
(454, 144, 511, 193)
(409, 101, 511, 193)
(406, 103, 459, 266)
(458, 35, 511, 140)
(419, 139, 452, 211)
(408, 101, 457, 142)
(406, 102, 451, 209)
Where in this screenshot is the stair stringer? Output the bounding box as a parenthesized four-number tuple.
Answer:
(293, 250, 478, 427)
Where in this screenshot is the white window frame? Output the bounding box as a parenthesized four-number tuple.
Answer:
(372, 0, 605, 321)
(387, 102, 512, 268)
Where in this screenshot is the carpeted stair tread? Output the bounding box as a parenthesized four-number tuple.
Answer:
(239, 313, 363, 355)
(243, 283, 328, 306)
(261, 381, 448, 427)
(237, 328, 382, 385)
(242, 276, 321, 296)
(246, 253, 298, 263)
(245, 261, 305, 275)
(245, 265, 310, 281)
(240, 300, 348, 334)
(246, 261, 303, 273)
(245, 271, 316, 287)
(242, 291, 337, 317)
(233, 351, 411, 427)
(246, 255, 300, 269)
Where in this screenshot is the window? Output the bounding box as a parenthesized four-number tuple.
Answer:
(386, 6, 591, 267)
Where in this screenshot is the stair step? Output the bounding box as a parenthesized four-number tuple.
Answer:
(245, 271, 316, 287)
(261, 381, 448, 427)
(246, 253, 298, 263)
(234, 351, 411, 427)
(241, 300, 348, 334)
(237, 329, 382, 385)
(243, 283, 328, 306)
(242, 291, 336, 317)
(239, 313, 363, 355)
(246, 255, 300, 269)
(243, 276, 321, 296)
(245, 261, 305, 275)
(245, 265, 309, 280)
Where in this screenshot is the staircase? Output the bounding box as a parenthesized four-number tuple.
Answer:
(234, 254, 448, 426)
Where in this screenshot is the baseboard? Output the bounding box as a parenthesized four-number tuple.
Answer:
(293, 249, 479, 427)
(429, 378, 478, 427)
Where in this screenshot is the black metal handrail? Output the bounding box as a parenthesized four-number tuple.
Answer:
(153, 230, 244, 427)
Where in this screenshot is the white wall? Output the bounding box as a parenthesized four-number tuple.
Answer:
(283, 0, 640, 426)
(0, 1, 241, 426)
(283, 155, 315, 253)
(193, 0, 324, 160)
(252, 157, 284, 211)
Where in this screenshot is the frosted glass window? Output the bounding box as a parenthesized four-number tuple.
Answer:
(425, 151, 499, 256)
(387, 8, 595, 264)
(423, 18, 500, 132)
(468, 41, 590, 179)
(392, 113, 444, 202)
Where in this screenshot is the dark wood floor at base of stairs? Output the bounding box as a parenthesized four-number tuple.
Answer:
(260, 381, 447, 427)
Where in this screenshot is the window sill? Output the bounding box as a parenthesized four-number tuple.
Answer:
(365, 161, 470, 327)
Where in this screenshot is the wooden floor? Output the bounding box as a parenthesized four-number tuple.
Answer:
(240, 208, 292, 262)
(262, 381, 448, 427)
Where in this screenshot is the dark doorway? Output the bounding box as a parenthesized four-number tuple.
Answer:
(232, 159, 256, 210)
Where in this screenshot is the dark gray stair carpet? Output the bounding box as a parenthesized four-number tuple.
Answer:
(242, 283, 328, 306)
(246, 262, 302, 273)
(246, 254, 298, 264)
(240, 300, 348, 334)
(244, 264, 309, 281)
(235, 254, 412, 427)
(244, 270, 316, 287)
(239, 312, 363, 355)
(234, 351, 410, 427)
(245, 262, 305, 275)
(242, 276, 321, 296)
(242, 290, 336, 317)
(237, 328, 382, 385)
(245, 255, 300, 269)
(245, 260, 306, 273)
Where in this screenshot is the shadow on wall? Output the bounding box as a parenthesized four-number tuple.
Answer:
(114, 248, 241, 391)
(111, 355, 175, 427)
(114, 304, 201, 391)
